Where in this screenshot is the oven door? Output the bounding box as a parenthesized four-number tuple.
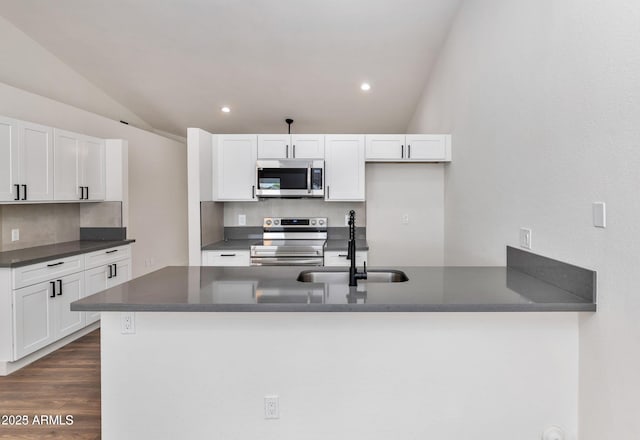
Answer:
(256, 160, 323, 197)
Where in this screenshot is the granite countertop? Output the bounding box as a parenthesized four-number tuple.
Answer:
(0, 240, 136, 268)
(201, 239, 260, 251)
(324, 239, 369, 251)
(71, 265, 596, 313)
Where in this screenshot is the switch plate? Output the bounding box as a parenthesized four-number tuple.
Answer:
(592, 202, 606, 228)
(121, 312, 135, 334)
(345, 214, 350, 226)
(11, 229, 19, 242)
(401, 214, 409, 225)
(264, 395, 279, 419)
(520, 228, 532, 249)
(238, 214, 246, 226)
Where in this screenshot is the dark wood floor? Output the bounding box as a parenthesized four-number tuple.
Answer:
(0, 330, 101, 440)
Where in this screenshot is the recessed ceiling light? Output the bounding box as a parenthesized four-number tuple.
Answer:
(360, 82, 371, 91)
(221, 106, 231, 113)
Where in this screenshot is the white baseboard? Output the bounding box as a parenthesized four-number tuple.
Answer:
(0, 322, 100, 376)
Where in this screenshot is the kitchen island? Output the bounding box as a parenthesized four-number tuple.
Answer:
(72, 249, 595, 440)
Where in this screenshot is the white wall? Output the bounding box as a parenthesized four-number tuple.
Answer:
(408, 1, 640, 438)
(0, 15, 151, 130)
(101, 311, 578, 440)
(366, 163, 444, 265)
(0, 82, 188, 277)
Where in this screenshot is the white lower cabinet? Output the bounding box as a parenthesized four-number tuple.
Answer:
(202, 250, 250, 266)
(324, 251, 368, 267)
(84, 257, 132, 325)
(3, 244, 133, 363)
(12, 281, 55, 359)
(13, 272, 85, 359)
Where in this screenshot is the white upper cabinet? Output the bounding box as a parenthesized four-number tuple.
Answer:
(54, 129, 105, 201)
(214, 135, 258, 201)
(324, 135, 365, 201)
(365, 134, 451, 162)
(0, 118, 54, 202)
(257, 134, 324, 159)
(290, 135, 324, 159)
(365, 134, 405, 161)
(81, 135, 106, 201)
(0, 116, 19, 201)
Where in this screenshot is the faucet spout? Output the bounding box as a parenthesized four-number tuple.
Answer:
(347, 210, 367, 287)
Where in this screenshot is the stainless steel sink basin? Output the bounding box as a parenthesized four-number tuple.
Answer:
(297, 270, 409, 283)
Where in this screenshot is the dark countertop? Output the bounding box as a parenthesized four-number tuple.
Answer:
(0, 240, 136, 268)
(324, 239, 369, 252)
(201, 239, 260, 251)
(71, 265, 596, 313)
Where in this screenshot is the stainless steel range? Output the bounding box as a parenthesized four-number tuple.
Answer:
(250, 217, 327, 266)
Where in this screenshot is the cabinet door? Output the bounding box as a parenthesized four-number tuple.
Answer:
(53, 273, 85, 338)
(291, 135, 325, 159)
(365, 134, 405, 161)
(84, 265, 110, 325)
(81, 135, 106, 200)
(324, 135, 365, 201)
(215, 135, 257, 201)
(53, 129, 81, 200)
(257, 135, 290, 159)
(13, 281, 55, 359)
(202, 250, 250, 266)
(405, 135, 451, 161)
(19, 121, 54, 201)
(107, 259, 132, 287)
(0, 116, 20, 201)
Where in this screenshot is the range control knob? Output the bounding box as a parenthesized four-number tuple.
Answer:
(274, 219, 280, 225)
(311, 220, 317, 225)
(319, 219, 325, 225)
(265, 219, 272, 226)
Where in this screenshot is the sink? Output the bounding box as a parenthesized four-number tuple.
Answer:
(297, 270, 409, 283)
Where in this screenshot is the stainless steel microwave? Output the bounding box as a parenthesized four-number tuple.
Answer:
(256, 160, 324, 198)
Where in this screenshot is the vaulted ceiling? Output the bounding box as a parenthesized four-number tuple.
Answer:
(0, 0, 461, 136)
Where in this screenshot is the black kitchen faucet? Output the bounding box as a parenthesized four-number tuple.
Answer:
(347, 210, 367, 287)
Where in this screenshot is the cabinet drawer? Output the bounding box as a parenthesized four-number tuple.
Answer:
(84, 245, 131, 270)
(13, 254, 84, 289)
(202, 250, 250, 266)
(324, 251, 367, 267)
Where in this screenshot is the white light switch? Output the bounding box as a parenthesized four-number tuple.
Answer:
(592, 202, 606, 228)
(520, 228, 532, 250)
(238, 214, 246, 226)
(11, 229, 19, 242)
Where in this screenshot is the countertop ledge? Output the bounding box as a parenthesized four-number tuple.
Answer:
(0, 239, 136, 268)
(71, 266, 596, 313)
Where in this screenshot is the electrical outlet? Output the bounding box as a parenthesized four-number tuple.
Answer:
(401, 214, 409, 225)
(238, 214, 246, 226)
(11, 229, 19, 242)
(519, 228, 532, 250)
(121, 312, 135, 334)
(264, 395, 279, 419)
(345, 214, 350, 226)
(593, 202, 606, 228)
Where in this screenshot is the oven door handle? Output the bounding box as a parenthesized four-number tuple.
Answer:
(251, 257, 324, 266)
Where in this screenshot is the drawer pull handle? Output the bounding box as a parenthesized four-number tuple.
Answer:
(49, 281, 56, 298)
(106, 249, 119, 254)
(47, 262, 64, 267)
(108, 264, 113, 279)
(220, 253, 236, 257)
(14, 184, 20, 201)
(21, 184, 27, 200)
(56, 279, 62, 296)
(113, 263, 117, 277)
(338, 254, 348, 257)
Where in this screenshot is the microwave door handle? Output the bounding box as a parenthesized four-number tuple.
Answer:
(307, 164, 312, 193)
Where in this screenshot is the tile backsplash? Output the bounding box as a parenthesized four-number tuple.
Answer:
(223, 199, 366, 227)
(0, 202, 123, 252)
(0, 204, 80, 251)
